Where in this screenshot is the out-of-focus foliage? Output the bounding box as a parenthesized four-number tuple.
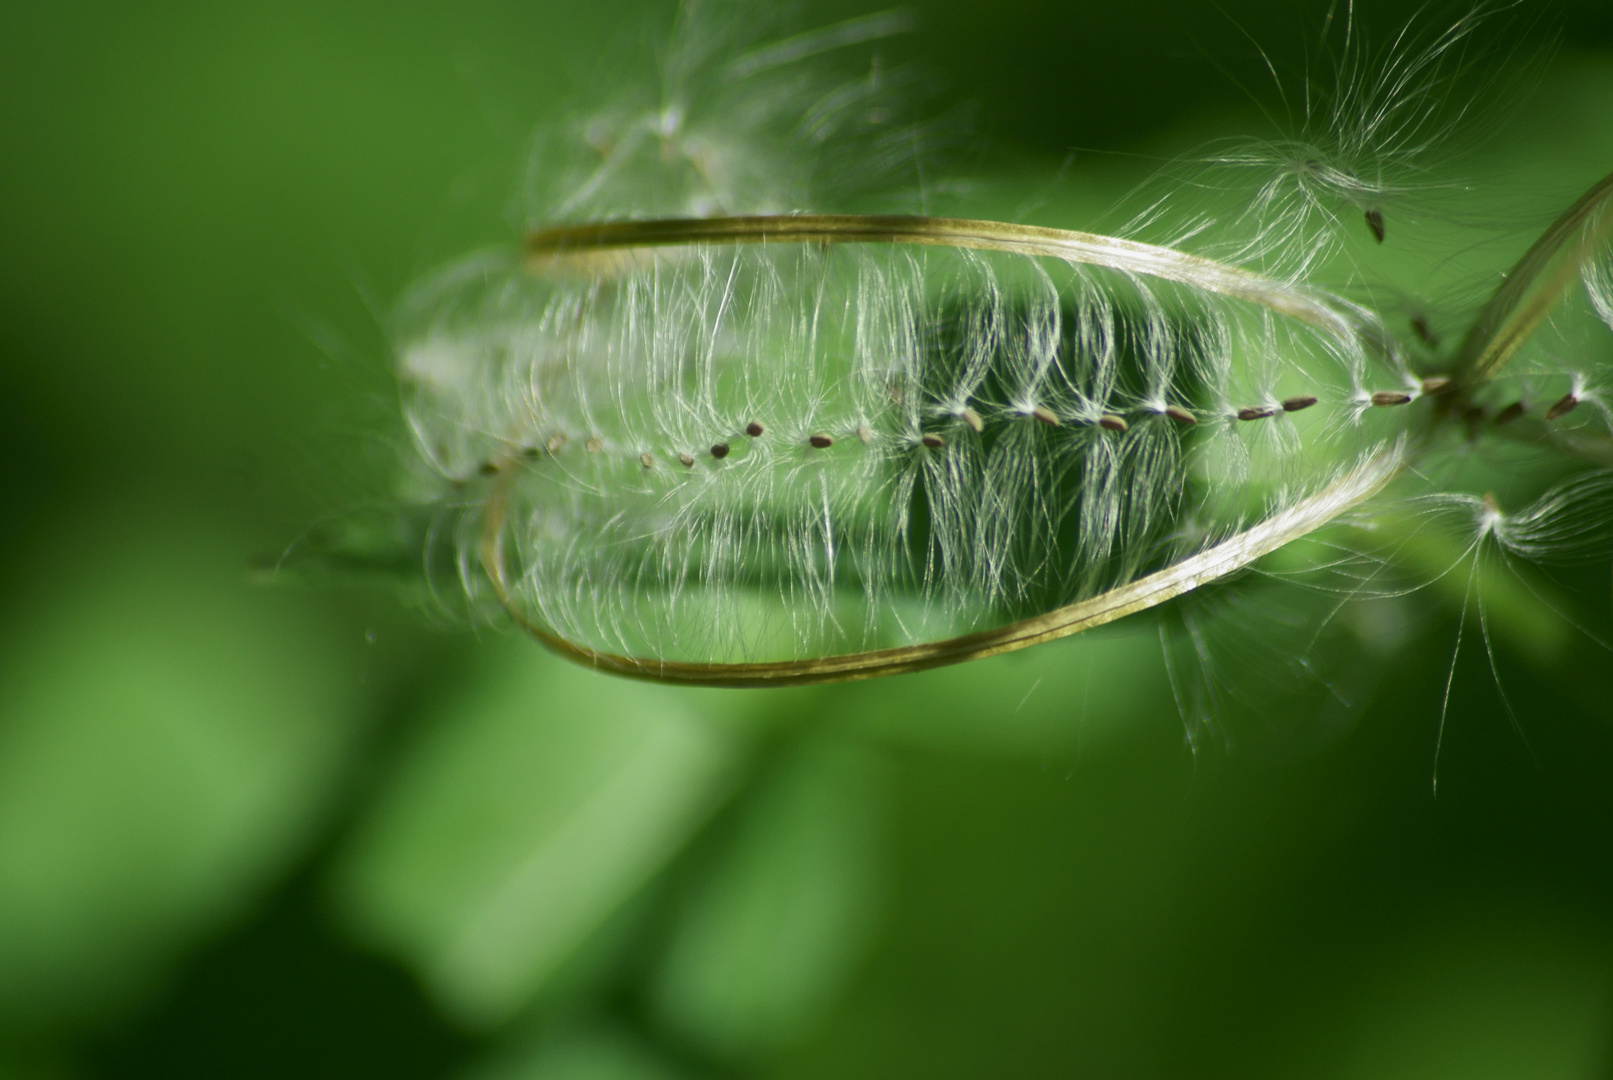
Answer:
(332, 645, 745, 1028)
(0, 503, 362, 1034)
(3, 2, 1613, 1079)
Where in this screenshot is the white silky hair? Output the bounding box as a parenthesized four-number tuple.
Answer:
(399, 238, 1413, 661)
(386, 1, 1613, 672)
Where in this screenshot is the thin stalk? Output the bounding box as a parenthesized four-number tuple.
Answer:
(1452, 169, 1613, 385)
(527, 215, 1372, 345)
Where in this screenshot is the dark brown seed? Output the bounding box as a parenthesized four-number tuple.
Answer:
(1365, 208, 1385, 243)
(1238, 406, 1276, 421)
(710, 442, 731, 459)
(856, 425, 873, 444)
(1410, 315, 1440, 348)
(1281, 395, 1318, 412)
(478, 460, 500, 476)
(1164, 405, 1198, 426)
(1494, 402, 1526, 425)
(746, 421, 765, 438)
(1420, 376, 1453, 395)
(809, 434, 834, 448)
(546, 432, 567, 454)
(1029, 406, 1060, 426)
(959, 407, 984, 433)
(586, 437, 603, 453)
(1370, 391, 1413, 407)
(1097, 414, 1128, 433)
(920, 434, 945, 448)
(1545, 393, 1580, 421)
(639, 453, 655, 469)
(678, 453, 695, 468)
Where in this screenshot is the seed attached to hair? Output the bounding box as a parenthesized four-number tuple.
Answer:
(1545, 393, 1580, 421)
(478, 460, 500, 477)
(1238, 406, 1276, 421)
(746, 421, 765, 438)
(640, 453, 655, 469)
(959, 407, 984, 433)
(1494, 401, 1526, 425)
(586, 437, 603, 453)
(1370, 391, 1413, 407)
(920, 433, 945, 448)
(710, 442, 731, 459)
(678, 452, 695, 468)
(546, 432, 567, 454)
(856, 425, 873, 444)
(1281, 395, 1318, 412)
(1365, 208, 1386, 243)
(1420, 375, 1453, 395)
(1097, 414, 1128, 433)
(1029, 406, 1060, 426)
(809, 433, 834, 448)
(1164, 405, 1198, 426)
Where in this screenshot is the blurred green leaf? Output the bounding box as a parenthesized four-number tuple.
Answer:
(1282, 896, 1611, 1080)
(649, 738, 887, 1059)
(827, 625, 1173, 758)
(0, 500, 362, 1035)
(458, 1024, 682, 1080)
(331, 643, 745, 1029)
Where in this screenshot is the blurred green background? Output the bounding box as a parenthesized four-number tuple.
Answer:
(4, 2, 1613, 1077)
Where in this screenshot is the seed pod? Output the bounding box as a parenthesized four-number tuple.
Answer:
(401, 220, 1411, 670)
(1371, 391, 1413, 407)
(1281, 395, 1319, 412)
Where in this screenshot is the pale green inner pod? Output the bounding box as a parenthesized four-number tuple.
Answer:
(398, 239, 1418, 664)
